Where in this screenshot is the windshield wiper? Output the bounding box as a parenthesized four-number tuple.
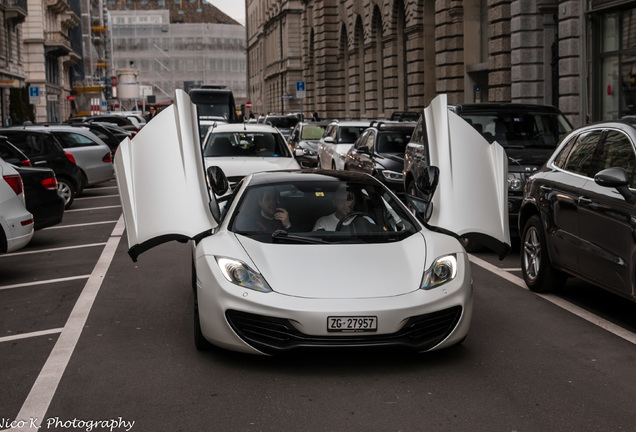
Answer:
(271, 230, 330, 244)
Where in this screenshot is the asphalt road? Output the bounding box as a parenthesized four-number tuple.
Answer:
(2, 179, 636, 432)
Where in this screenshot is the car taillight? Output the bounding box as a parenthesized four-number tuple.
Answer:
(64, 152, 77, 164)
(21, 216, 34, 226)
(102, 152, 112, 163)
(41, 176, 58, 191)
(20, 159, 32, 167)
(3, 174, 23, 195)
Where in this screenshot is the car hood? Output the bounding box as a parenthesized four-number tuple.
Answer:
(236, 234, 427, 299)
(203, 157, 300, 178)
(423, 95, 510, 255)
(299, 140, 321, 151)
(377, 153, 404, 169)
(114, 90, 217, 261)
(505, 147, 555, 171)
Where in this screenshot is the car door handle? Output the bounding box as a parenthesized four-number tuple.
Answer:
(539, 185, 552, 193)
(33, 161, 47, 165)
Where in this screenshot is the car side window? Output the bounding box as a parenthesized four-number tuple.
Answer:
(562, 130, 603, 177)
(409, 117, 427, 146)
(365, 131, 376, 152)
(53, 132, 97, 148)
(353, 131, 367, 149)
(599, 130, 636, 188)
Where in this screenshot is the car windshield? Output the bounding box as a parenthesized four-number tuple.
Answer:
(337, 127, 367, 143)
(459, 112, 572, 149)
(230, 180, 420, 244)
(376, 129, 413, 153)
(300, 125, 325, 140)
(203, 132, 291, 157)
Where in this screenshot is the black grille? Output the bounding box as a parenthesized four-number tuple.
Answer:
(225, 307, 462, 354)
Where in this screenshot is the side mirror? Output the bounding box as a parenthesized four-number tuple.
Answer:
(295, 148, 303, 158)
(357, 145, 370, 154)
(323, 136, 335, 144)
(595, 167, 636, 204)
(415, 166, 440, 197)
(405, 195, 434, 223)
(207, 165, 229, 196)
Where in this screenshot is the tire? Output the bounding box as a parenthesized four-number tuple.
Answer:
(57, 178, 76, 209)
(520, 215, 566, 293)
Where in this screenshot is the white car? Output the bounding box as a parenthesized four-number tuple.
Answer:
(0, 157, 34, 253)
(318, 120, 373, 170)
(114, 91, 510, 355)
(201, 123, 300, 186)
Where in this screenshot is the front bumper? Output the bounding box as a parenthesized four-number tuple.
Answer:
(195, 253, 473, 355)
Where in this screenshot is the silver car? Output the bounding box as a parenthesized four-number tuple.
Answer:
(21, 125, 114, 188)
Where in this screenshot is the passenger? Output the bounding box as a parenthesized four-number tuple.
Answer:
(313, 185, 361, 231)
(244, 187, 292, 232)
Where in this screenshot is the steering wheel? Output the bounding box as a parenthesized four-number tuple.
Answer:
(335, 212, 374, 232)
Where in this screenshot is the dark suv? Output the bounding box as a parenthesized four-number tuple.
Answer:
(0, 129, 84, 208)
(404, 104, 572, 243)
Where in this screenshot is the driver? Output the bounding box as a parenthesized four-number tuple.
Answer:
(244, 187, 292, 232)
(313, 185, 373, 231)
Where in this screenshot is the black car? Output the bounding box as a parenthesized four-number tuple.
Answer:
(0, 129, 84, 209)
(287, 121, 329, 168)
(344, 121, 415, 194)
(519, 119, 636, 303)
(0, 136, 31, 167)
(447, 104, 573, 239)
(14, 165, 65, 230)
(264, 115, 300, 139)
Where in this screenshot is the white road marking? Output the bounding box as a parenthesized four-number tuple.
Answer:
(0, 243, 107, 258)
(42, 221, 118, 230)
(469, 254, 636, 345)
(75, 194, 120, 200)
(65, 205, 121, 213)
(0, 275, 90, 291)
(0, 328, 63, 344)
(7, 216, 125, 432)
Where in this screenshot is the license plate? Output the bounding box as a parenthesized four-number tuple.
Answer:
(327, 316, 377, 332)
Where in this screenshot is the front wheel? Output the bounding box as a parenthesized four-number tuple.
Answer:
(520, 215, 566, 293)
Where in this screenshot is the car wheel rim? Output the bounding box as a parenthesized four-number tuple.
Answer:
(523, 226, 541, 281)
(58, 182, 71, 204)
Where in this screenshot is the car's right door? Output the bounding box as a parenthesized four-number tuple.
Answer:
(576, 129, 636, 297)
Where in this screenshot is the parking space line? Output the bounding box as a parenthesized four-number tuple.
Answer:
(43, 221, 119, 230)
(9, 215, 125, 432)
(469, 254, 636, 345)
(0, 275, 90, 291)
(65, 205, 121, 213)
(75, 194, 120, 200)
(0, 243, 107, 258)
(0, 328, 63, 344)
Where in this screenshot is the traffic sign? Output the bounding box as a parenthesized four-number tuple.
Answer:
(246, 101, 253, 109)
(29, 86, 40, 104)
(296, 81, 306, 99)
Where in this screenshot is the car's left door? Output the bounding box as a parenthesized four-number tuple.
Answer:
(577, 129, 636, 297)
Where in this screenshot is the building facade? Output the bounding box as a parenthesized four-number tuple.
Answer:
(0, 0, 27, 125)
(107, 0, 247, 106)
(23, 0, 81, 123)
(247, 0, 636, 128)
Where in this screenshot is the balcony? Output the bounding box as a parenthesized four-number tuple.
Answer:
(2, 0, 28, 24)
(44, 31, 71, 57)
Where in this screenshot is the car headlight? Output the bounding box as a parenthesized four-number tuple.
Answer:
(420, 254, 457, 290)
(302, 148, 316, 156)
(380, 170, 403, 182)
(507, 173, 524, 191)
(215, 257, 272, 293)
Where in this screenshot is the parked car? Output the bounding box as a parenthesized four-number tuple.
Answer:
(344, 121, 415, 194)
(113, 90, 510, 354)
(318, 120, 374, 170)
(72, 122, 133, 156)
(0, 129, 84, 209)
(447, 103, 573, 239)
(263, 115, 300, 139)
(287, 121, 329, 168)
(519, 119, 636, 303)
(201, 123, 301, 187)
(0, 157, 34, 253)
(20, 125, 114, 188)
(14, 165, 65, 230)
(68, 115, 141, 133)
(0, 136, 31, 167)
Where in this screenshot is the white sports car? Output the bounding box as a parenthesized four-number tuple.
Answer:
(114, 91, 510, 355)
